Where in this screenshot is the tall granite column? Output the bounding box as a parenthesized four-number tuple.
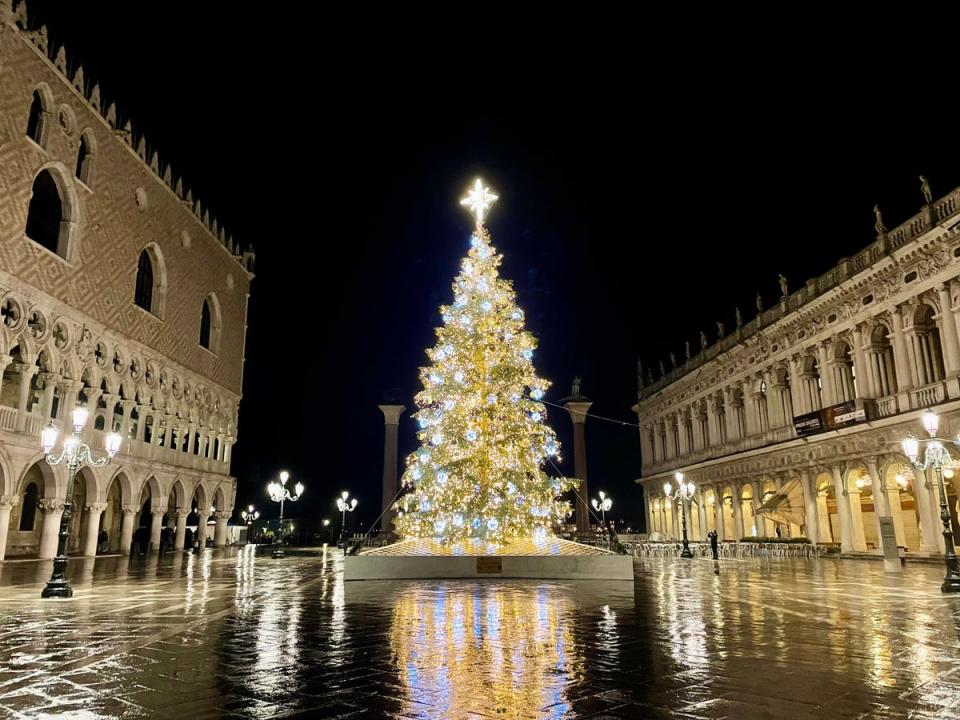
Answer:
(378, 404, 405, 535)
(564, 394, 593, 534)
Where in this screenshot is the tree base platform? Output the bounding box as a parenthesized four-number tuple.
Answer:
(343, 537, 635, 581)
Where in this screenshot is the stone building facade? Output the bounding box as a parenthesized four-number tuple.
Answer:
(635, 182, 960, 556)
(0, 2, 253, 559)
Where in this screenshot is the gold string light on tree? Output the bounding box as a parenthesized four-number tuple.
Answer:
(393, 179, 576, 545)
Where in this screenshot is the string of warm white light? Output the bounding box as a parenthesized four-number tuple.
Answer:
(393, 180, 577, 545)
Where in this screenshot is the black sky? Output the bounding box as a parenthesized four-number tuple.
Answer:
(26, 2, 960, 528)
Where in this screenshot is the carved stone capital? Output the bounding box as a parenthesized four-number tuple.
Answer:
(84, 502, 108, 513)
(39, 499, 65, 513)
(214, 511, 231, 521)
(121, 504, 139, 515)
(0, 495, 19, 508)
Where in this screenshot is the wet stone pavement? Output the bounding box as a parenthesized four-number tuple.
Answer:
(0, 549, 959, 719)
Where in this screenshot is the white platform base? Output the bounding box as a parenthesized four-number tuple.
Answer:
(344, 552, 635, 581)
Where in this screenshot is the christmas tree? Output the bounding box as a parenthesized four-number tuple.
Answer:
(393, 180, 576, 545)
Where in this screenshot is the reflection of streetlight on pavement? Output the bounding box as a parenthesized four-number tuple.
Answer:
(902, 410, 960, 593)
(337, 491, 358, 548)
(267, 471, 303, 558)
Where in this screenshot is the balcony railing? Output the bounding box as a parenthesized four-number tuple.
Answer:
(643, 379, 959, 475)
(0, 405, 229, 475)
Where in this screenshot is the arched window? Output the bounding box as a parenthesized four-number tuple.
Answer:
(76, 131, 95, 185)
(913, 305, 946, 386)
(26, 89, 47, 146)
(199, 300, 211, 348)
(870, 324, 898, 396)
(25, 169, 73, 258)
(19, 482, 39, 531)
(199, 294, 222, 353)
(133, 245, 166, 317)
(135, 250, 154, 312)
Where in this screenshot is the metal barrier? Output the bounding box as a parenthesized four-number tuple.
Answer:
(623, 541, 828, 559)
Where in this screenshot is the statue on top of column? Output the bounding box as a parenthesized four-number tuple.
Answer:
(571, 375, 582, 399)
(755, 292, 763, 313)
(778, 273, 788, 299)
(658, 360, 666, 377)
(669, 352, 677, 369)
(646, 368, 654, 385)
(873, 204, 887, 235)
(684, 341, 691, 360)
(920, 175, 933, 205)
(735, 306, 743, 329)
(716, 321, 725, 339)
(700, 330, 708, 350)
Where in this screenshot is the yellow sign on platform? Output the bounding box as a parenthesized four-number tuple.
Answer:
(476, 557, 502, 574)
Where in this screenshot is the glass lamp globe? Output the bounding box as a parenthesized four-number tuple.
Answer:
(902, 436, 920, 461)
(105, 432, 122, 457)
(41, 423, 59, 454)
(922, 411, 940, 436)
(71, 407, 89, 433)
(663, 482, 672, 496)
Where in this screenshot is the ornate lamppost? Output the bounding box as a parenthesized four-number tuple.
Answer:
(591, 490, 613, 527)
(40, 408, 121, 598)
(902, 410, 960, 593)
(664, 471, 695, 559)
(241, 505, 259, 544)
(336, 491, 357, 548)
(267, 471, 303, 559)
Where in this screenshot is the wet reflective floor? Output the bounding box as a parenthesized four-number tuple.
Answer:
(1, 549, 959, 719)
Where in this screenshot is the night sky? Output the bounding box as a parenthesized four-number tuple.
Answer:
(27, 3, 960, 528)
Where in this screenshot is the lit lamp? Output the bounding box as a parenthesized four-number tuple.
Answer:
(591, 490, 613, 527)
(901, 409, 960, 593)
(664, 471, 696, 559)
(39, 407, 121, 598)
(241, 505, 259, 544)
(336, 491, 358, 548)
(267, 470, 303, 558)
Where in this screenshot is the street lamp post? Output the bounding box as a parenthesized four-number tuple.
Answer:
(591, 490, 613, 527)
(241, 505, 259, 544)
(267, 471, 303, 559)
(664, 472, 696, 559)
(39, 408, 121, 598)
(336, 491, 358, 548)
(902, 410, 960, 593)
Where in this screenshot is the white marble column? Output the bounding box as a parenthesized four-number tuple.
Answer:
(938, 283, 960, 375)
(0, 496, 18, 561)
(799, 471, 820, 544)
(82, 503, 107, 556)
(38, 499, 64, 559)
(852, 325, 870, 398)
(214, 511, 230, 547)
(119, 505, 137, 554)
(149, 508, 164, 551)
(891, 306, 915, 391)
(15, 363, 37, 431)
(38, 372, 56, 421)
(174, 511, 190, 550)
(817, 342, 835, 406)
(831, 465, 855, 552)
